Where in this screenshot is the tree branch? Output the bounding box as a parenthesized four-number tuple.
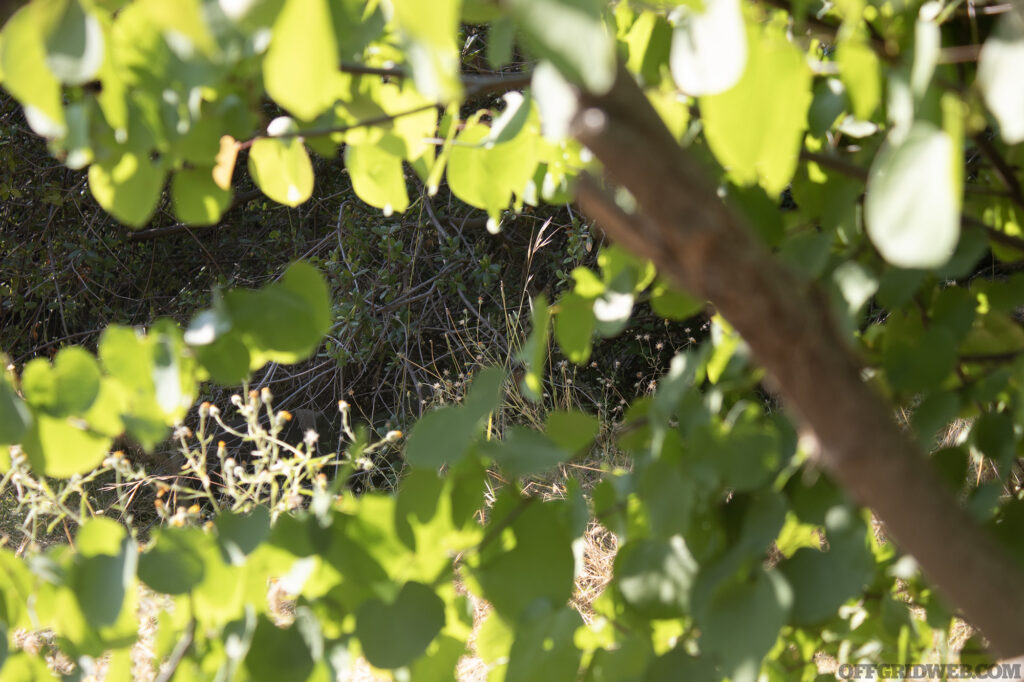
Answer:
(571, 65, 1024, 657)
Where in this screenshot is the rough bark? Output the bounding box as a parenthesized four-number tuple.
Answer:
(570, 67, 1024, 657)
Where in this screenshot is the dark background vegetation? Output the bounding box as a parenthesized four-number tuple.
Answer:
(0, 91, 702, 485)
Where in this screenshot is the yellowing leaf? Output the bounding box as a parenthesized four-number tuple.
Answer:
(213, 135, 239, 190)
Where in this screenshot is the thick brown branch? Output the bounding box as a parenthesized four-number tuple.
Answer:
(571, 66, 1024, 657)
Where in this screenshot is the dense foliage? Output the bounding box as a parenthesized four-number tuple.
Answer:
(2, 0, 1024, 679)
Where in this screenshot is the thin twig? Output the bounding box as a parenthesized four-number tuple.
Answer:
(971, 132, 1024, 211)
(154, 614, 196, 682)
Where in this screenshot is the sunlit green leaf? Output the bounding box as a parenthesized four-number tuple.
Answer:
(88, 151, 166, 228)
(978, 12, 1024, 144)
(0, 4, 65, 136)
(670, 0, 747, 96)
(507, 0, 616, 94)
(554, 292, 595, 364)
(616, 536, 698, 619)
(263, 0, 339, 121)
(472, 500, 574, 621)
(865, 122, 959, 269)
(344, 143, 409, 216)
(701, 18, 811, 194)
(172, 167, 232, 226)
(447, 120, 538, 229)
(21, 412, 111, 478)
(390, 0, 463, 102)
(248, 120, 314, 207)
(837, 36, 881, 121)
(44, 0, 104, 86)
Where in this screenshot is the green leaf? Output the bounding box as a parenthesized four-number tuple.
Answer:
(0, 374, 31, 447)
(571, 266, 605, 298)
(76, 518, 127, 557)
(225, 261, 330, 364)
(625, 10, 672, 86)
(473, 500, 575, 620)
(344, 143, 409, 216)
(355, 581, 445, 669)
(52, 347, 102, 416)
(883, 325, 957, 393)
(172, 167, 232, 226)
(263, 0, 338, 121)
(487, 15, 516, 69)
(836, 37, 881, 121)
(698, 568, 791, 682)
(406, 367, 505, 469)
(971, 412, 1016, 470)
(447, 121, 538, 228)
(554, 292, 595, 364)
(0, 4, 66, 137)
(507, 0, 616, 94)
(194, 333, 251, 385)
(650, 279, 702, 320)
(615, 536, 699, 619)
(216, 507, 271, 564)
(518, 295, 550, 401)
(137, 0, 216, 54)
(22, 349, 102, 418)
(912, 392, 962, 449)
(244, 615, 315, 681)
(248, 120, 314, 207)
(978, 12, 1024, 144)
(865, 122, 960, 269)
(544, 410, 599, 453)
(21, 413, 111, 478)
(482, 427, 571, 479)
(701, 17, 812, 194)
(670, 0, 747, 96)
(506, 605, 582, 682)
(137, 527, 206, 595)
(390, 0, 462, 102)
(44, 0, 104, 86)
(88, 151, 166, 227)
(960, 311, 1024, 356)
(778, 505, 873, 626)
(72, 548, 134, 627)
